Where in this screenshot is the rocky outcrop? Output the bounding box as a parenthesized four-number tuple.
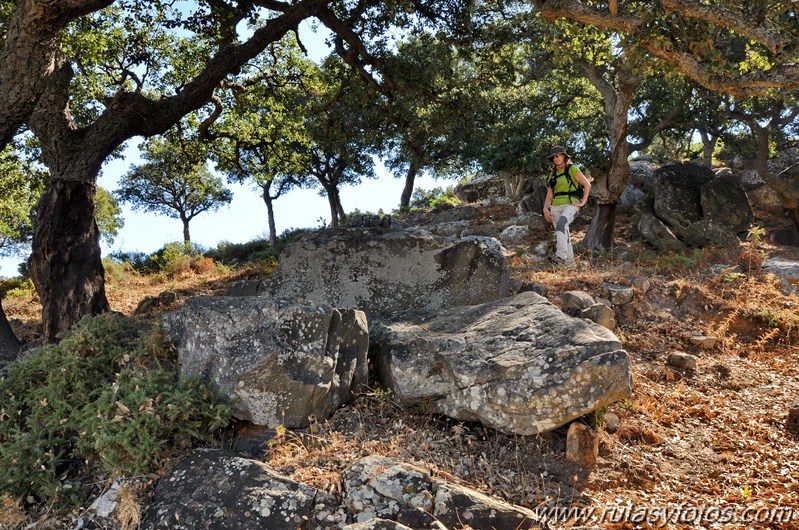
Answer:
(141, 449, 342, 530)
(763, 257, 799, 294)
(343, 456, 541, 529)
(372, 291, 632, 435)
(454, 172, 506, 203)
(271, 227, 510, 320)
(620, 159, 658, 209)
(637, 162, 753, 249)
(163, 296, 368, 428)
(654, 162, 715, 229)
(700, 173, 755, 235)
(141, 450, 542, 530)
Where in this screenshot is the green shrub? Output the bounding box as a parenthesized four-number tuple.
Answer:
(206, 229, 310, 266)
(409, 186, 461, 210)
(107, 250, 149, 273)
(0, 278, 34, 299)
(0, 313, 230, 507)
(102, 257, 138, 284)
(206, 239, 275, 265)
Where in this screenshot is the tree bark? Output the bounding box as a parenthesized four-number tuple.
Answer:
(334, 185, 346, 225)
(788, 207, 799, 244)
(400, 158, 419, 210)
(30, 179, 109, 343)
(0, 0, 114, 148)
(318, 180, 340, 227)
(0, 297, 21, 362)
(180, 214, 191, 248)
(700, 131, 716, 167)
(262, 184, 277, 246)
(580, 64, 638, 250)
(583, 203, 618, 250)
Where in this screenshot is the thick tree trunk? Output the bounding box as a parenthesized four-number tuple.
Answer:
(583, 203, 618, 250)
(0, 297, 21, 362)
(788, 207, 799, 244)
(700, 131, 716, 167)
(30, 179, 109, 343)
(262, 185, 277, 246)
(400, 160, 419, 210)
(579, 64, 638, 251)
(181, 215, 191, 249)
(321, 182, 340, 227)
(334, 186, 346, 225)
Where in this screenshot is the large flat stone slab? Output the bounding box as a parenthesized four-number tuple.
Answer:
(372, 291, 632, 434)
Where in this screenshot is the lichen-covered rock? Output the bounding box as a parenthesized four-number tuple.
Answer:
(372, 291, 632, 435)
(163, 296, 368, 428)
(454, 172, 506, 203)
(499, 225, 532, 246)
(653, 162, 715, 230)
(763, 257, 799, 294)
(561, 291, 596, 312)
(433, 205, 479, 224)
(637, 212, 687, 252)
(700, 173, 754, 234)
(141, 449, 341, 530)
(270, 227, 510, 320)
(748, 185, 785, 215)
(343, 456, 541, 529)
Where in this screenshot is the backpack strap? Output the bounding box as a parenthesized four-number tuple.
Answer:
(551, 163, 582, 200)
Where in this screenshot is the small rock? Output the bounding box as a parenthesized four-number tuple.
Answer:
(604, 412, 620, 434)
(499, 225, 533, 246)
(630, 277, 651, 295)
(689, 335, 717, 349)
(667, 352, 698, 370)
(787, 402, 799, 436)
(134, 296, 158, 315)
(595, 297, 612, 308)
(580, 303, 616, 330)
(566, 422, 598, 466)
(89, 481, 121, 518)
(605, 285, 635, 306)
(517, 281, 547, 297)
(561, 291, 595, 311)
(158, 290, 177, 304)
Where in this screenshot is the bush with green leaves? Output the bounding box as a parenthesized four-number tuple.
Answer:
(0, 277, 34, 299)
(409, 186, 460, 210)
(0, 313, 230, 507)
(206, 228, 310, 266)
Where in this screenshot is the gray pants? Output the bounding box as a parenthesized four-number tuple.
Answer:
(550, 204, 580, 262)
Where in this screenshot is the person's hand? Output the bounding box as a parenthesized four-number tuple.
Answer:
(543, 208, 552, 223)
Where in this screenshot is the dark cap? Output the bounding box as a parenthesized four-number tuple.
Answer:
(548, 146, 570, 160)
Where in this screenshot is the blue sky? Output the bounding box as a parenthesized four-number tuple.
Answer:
(0, 18, 443, 278)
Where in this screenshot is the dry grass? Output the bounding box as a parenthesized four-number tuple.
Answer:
(0, 494, 28, 529)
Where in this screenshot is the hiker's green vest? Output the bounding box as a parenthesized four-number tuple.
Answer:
(550, 163, 583, 206)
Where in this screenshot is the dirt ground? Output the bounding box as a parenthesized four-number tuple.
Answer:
(3, 207, 798, 530)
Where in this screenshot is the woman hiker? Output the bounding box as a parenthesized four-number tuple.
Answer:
(542, 146, 591, 267)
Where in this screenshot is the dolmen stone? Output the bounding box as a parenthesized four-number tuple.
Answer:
(141, 451, 541, 530)
(141, 449, 342, 530)
(270, 227, 510, 320)
(163, 296, 368, 428)
(344, 456, 541, 529)
(372, 291, 632, 435)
